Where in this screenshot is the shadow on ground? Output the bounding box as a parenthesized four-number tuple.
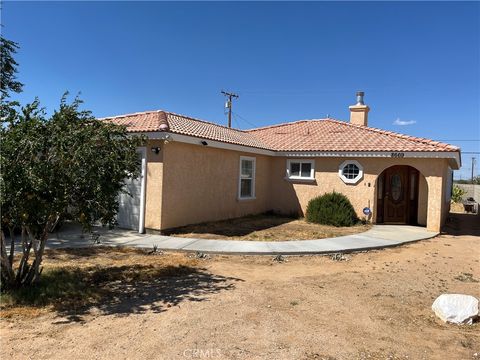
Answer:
(5, 263, 243, 323)
(163, 214, 296, 237)
(443, 211, 480, 236)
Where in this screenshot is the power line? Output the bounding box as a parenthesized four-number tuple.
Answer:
(232, 111, 257, 129)
(231, 114, 239, 129)
(231, 113, 249, 129)
(231, 113, 244, 129)
(471, 157, 476, 182)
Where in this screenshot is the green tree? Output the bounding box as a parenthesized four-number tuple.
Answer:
(0, 36, 23, 97)
(0, 37, 144, 289)
(0, 36, 24, 122)
(0, 97, 144, 289)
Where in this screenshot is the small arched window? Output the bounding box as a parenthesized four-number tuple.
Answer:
(339, 160, 363, 184)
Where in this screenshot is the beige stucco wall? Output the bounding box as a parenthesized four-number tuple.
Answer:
(270, 157, 374, 218)
(424, 160, 450, 232)
(418, 175, 428, 226)
(158, 141, 272, 230)
(269, 157, 449, 232)
(144, 140, 164, 230)
(142, 138, 451, 233)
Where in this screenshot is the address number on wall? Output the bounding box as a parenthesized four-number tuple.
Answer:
(391, 152, 405, 158)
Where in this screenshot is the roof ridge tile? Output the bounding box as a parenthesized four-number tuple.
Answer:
(98, 109, 163, 121)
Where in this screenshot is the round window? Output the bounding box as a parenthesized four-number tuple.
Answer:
(342, 163, 360, 179)
(339, 160, 363, 184)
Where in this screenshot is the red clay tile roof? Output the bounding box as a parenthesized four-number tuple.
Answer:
(100, 110, 169, 132)
(101, 111, 459, 153)
(101, 110, 271, 150)
(246, 118, 460, 152)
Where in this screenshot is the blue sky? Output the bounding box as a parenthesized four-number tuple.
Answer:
(3, 1, 479, 178)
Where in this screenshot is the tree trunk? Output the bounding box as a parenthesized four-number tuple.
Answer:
(2, 218, 54, 289)
(15, 227, 33, 285)
(8, 227, 15, 266)
(23, 221, 51, 285)
(0, 230, 15, 288)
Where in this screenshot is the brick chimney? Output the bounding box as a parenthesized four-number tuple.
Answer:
(349, 91, 370, 126)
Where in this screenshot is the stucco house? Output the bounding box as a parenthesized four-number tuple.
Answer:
(104, 92, 460, 234)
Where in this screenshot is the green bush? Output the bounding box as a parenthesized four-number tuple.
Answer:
(306, 192, 358, 227)
(451, 185, 466, 203)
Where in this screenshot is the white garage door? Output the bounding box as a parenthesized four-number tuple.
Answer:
(117, 149, 146, 232)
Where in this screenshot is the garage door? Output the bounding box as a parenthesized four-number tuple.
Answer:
(117, 149, 146, 232)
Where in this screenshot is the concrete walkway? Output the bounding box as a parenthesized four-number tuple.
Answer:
(46, 224, 439, 255)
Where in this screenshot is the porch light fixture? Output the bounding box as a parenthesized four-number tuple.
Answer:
(201, 140, 208, 146)
(151, 147, 161, 154)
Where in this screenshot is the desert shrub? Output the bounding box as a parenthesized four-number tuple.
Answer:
(306, 192, 358, 227)
(451, 185, 467, 203)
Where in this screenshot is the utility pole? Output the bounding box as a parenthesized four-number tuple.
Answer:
(221, 90, 239, 128)
(472, 157, 476, 182)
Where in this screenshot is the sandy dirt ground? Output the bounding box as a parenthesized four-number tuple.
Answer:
(165, 214, 371, 241)
(1, 213, 479, 360)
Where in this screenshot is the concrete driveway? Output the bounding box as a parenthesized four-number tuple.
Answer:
(45, 223, 438, 255)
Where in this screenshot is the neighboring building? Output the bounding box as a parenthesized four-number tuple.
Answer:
(104, 92, 460, 234)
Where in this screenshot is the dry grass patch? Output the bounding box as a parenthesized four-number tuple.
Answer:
(164, 214, 371, 241)
(0, 305, 49, 319)
(0, 248, 217, 319)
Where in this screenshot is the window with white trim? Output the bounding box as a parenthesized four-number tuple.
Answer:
(286, 159, 315, 180)
(239, 156, 256, 199)
(338, 160, 363, 184)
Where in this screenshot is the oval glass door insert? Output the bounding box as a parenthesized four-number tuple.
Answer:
(391, 174, 402, 201)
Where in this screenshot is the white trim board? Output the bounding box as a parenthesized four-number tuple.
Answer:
(136, 132, 461, 168)
(138, 147, 147, 234)
(145, 132, 275, 156)
(279, 151, 461, 169)
(278, 150, 459, 159)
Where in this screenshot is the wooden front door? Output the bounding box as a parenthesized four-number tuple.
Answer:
(384, 166, 408, 223)
(380, 166, 419, 224)
(377, 165, 419, 225)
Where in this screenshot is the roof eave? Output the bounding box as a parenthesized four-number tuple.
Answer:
(128, 130, 462, 168)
